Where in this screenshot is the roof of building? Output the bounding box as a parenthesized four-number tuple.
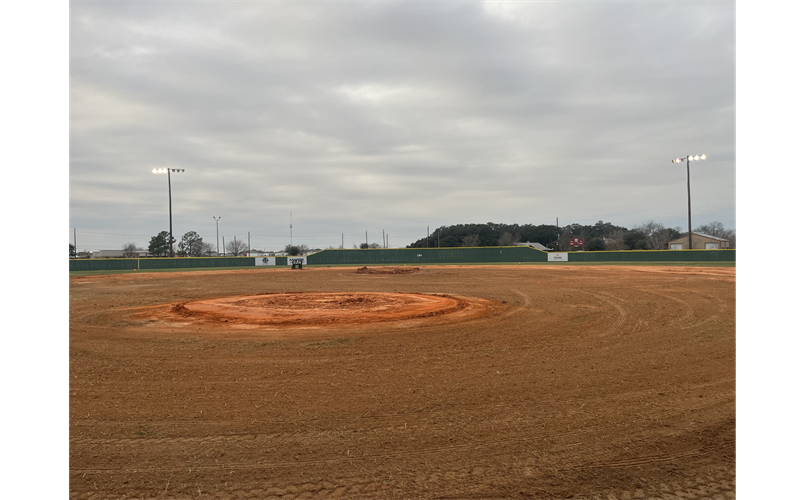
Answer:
(518, 241, 553, 251)
(670, 232, 730, 242)
(92, 249, 149, 257)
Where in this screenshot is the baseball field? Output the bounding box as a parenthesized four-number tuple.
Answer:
(69, 264, 735, 499)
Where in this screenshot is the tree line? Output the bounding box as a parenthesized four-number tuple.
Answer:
(143, 231, 215, 256)
(71, 220, 735, 257)
(406, 220, 735, 251)
(113, 232, 311, 257)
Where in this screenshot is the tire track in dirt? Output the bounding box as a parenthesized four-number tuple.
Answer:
(681, 290, 731, 331)
(648, 392, 734, 423)
(71, 402, 636, 475)
(71, 462, 737, 500)
(501, 289, 532, 317)
(637, 288, 695, 328)
(572, 469, 738, 500)
(70, 412, 660, 480)
(70, 380, 734, 467)
(563, 449, 706, 472)
(587, 291, 628, 337)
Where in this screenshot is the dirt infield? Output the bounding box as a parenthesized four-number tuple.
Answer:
(70, 265, 735, 500)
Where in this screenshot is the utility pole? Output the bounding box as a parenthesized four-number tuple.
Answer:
(168, 170, 173, 256)
(222, 236, 225, 256)
(73, 228, 77, 258)
(152, 168, 185, 257)
(290, 211, 293, 247)
(342, 233, 344, 249)
(365, 231, 368, 246)
(383, 229, 385, 248)
(427, 226, 429, 249)
(248, 232, 250, 257)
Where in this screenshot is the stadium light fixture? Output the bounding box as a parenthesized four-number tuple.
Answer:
(671, 154, 706, 250)
(213, 216, 222, 256)
(152, 168, 186, 257)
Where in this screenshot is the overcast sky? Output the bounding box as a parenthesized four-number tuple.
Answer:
(69, 0, 735, 252)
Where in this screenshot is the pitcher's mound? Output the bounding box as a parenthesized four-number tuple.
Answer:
(161, 292, 492, 329)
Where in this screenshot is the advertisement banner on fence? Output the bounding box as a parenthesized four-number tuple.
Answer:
(255, 257, 276, 266)
(287, 257, 307, 266)
(548, 252, 568, 262)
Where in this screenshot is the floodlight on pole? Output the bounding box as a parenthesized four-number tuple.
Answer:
(152, 168, 185, 257)
(213, 216, 222, 256)
(671, 154, 706, 250)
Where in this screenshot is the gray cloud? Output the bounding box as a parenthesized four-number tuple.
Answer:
(70, 1, 735, 251)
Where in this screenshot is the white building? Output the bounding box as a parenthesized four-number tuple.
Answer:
(91, 249, 150, 258)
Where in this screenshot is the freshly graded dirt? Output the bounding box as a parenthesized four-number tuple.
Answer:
(69, 265, 735, 500)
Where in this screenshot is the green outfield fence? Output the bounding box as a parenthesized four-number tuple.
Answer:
(69, 247, 734, 272)
(565, 249, 735, 262)
(139, 256, 258, 269)
(306, 247, 549, 265)
(69, 258, 141, 271)
(69, 256, 261, 272)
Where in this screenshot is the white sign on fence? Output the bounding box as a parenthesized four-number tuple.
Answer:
(548, 252, 568, 262)
(255, 257, 276, 266)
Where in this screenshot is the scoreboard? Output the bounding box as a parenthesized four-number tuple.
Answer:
(569, 237, 584, 248)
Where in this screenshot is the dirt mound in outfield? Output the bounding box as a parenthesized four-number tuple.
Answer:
(356, 266, 421, 274)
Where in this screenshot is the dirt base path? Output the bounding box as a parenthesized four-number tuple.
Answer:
(70, 265, 735, 499)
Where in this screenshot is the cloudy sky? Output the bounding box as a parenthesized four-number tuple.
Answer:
(69, 0, 735, 252)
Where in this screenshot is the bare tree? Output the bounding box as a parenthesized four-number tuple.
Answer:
(226, 237, 248, 256)
(695, 221, 736, 248)
(122, 242, 139, 258)
(461, 234, 480, 247)
(604, 229, 628, 250)
(200, 242, 216, 256)
(497, 232, 520, 246)
(633, 221, 679, 250)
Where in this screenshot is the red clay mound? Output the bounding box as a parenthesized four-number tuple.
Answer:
(356, 266, 421, 274)
(147, 291, 492, 330)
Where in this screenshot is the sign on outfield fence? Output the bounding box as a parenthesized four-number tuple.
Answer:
(549, 252, 568, 262)
(256, 257, 276, 266)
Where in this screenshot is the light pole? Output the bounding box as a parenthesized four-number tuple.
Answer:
(213, 216, 221, 256)
(152, 168, 185, 257)
(671, 155, 706, 249)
